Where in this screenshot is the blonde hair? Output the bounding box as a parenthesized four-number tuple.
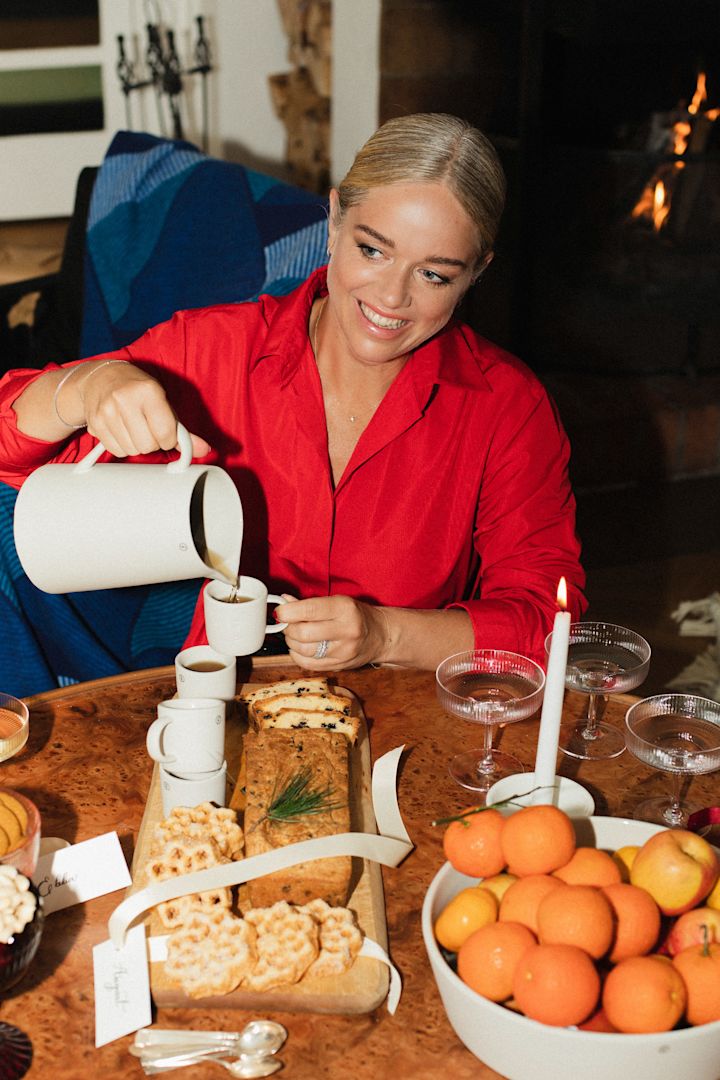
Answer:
(336, 113, 506, 261)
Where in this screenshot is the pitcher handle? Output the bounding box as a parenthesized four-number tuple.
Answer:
(73, 423, 194, 474)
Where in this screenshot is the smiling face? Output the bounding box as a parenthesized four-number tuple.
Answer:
(324, 181, 487, 369)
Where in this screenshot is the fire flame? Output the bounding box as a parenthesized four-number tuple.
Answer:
(631, 72, 718, 231)
(556, 576, 568, 611)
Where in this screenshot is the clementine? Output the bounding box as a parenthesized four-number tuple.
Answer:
(612, 844, 639, 882)
(672, 939, 720, 1025)
(603, 955, 687, 1033)
(553, 847, 622, 887)
(457, 920, 536, 1002)
(601, 882, 662, 963)
(512, 943, 600, 1027)
(434, 886, 498, 952)
(500, 804, 576, 877)
(442, 807, 506, 877)
(498, 873, 564, 935)
(536, 883, 614, 959)
(479, 872, 518, 904)
(578, 1007, 619, 1033)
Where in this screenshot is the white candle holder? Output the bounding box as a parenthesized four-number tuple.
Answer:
(486, 771, 595, 817)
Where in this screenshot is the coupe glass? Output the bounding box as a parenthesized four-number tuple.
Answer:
(625, 693, 720, 827)
(0, 696, 29, 765)
(436, 650, 545, 793)
(545, 622, 651, 760)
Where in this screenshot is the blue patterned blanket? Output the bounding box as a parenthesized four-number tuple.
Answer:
(2, 132, 327, 696)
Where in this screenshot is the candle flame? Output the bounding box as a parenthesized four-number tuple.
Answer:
(557, 576, 568, 610)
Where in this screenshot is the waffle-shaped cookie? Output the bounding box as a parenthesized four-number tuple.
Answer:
(146, 836, 232, 929)
(301, 898, 363, 978)
(242, 900, 319, 991)
(150, 802, 244, 860)
(165, 909, 256, 998)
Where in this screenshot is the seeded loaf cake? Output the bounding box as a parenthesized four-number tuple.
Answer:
(244, 728, 352, 909)
(243, 677, 330, 709)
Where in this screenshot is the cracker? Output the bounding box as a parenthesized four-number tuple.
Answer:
(151, 803, 243, 860)
(242, 900, 319, 991)
(0, 793, 28, 833)
(145, 836, 232, 930)
(165, 909, 256, 999)
(0, 805, 22, 848)
(300, 898, 364, 978)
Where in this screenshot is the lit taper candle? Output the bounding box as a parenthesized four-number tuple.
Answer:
(533, 577, 571, 794)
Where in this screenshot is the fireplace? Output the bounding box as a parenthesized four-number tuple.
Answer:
(378, 0, 720, 493)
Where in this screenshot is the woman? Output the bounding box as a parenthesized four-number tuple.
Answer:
(0, 113, 586, 671)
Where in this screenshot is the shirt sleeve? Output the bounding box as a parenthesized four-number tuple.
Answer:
(449, 382, 587, 664)
(0, 313, 193, 488)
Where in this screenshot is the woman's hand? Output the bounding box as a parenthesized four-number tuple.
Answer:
(277, 595, 390, 670)
(78, 361, 211, 458)
(14, 359, 210, 458)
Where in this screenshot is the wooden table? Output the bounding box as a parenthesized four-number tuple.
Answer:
(3, 663, 718, 1080)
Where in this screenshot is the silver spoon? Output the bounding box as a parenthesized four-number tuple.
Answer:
(235, 1021, 286, 1057)
(133, 1020, 287, 1060)
(142, 1052, 282, 1077)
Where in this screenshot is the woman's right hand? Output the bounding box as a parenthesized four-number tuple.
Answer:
(65, 360, 211, 459)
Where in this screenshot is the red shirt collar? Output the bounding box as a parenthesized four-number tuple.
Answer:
(255, 267, 494, 395)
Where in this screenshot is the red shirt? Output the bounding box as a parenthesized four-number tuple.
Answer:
(0, 268, 586, 662)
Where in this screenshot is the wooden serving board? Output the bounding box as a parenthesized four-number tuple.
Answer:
(129, 685, 389, 1015)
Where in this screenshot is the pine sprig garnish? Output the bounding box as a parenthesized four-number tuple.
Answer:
(431, 785, 554, 826)
(254, 767, 344, 829)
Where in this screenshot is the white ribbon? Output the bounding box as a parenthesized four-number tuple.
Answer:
(109, 746, 414, 950)
(146, 933, 403, 1015)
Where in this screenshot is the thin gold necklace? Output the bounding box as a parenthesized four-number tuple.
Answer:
(313, 298, 358, 424)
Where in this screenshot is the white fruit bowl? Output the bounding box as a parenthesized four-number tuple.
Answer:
(421, 816, 720, 1080)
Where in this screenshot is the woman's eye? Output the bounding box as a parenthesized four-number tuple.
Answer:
(420, 268, 451, 286)
(358, 243, 383, 259)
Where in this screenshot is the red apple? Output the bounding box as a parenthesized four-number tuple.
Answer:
(666, 906, 720, 955)
(630, 829, 720, 916)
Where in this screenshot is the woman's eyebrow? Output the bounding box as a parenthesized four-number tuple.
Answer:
(355, 224, 468, 269)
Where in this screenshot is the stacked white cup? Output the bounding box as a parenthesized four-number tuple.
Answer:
(147, 646, 237, 814)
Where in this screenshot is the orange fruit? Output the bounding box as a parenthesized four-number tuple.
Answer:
(457, 920, 536, 1002)
(479, 872, 518, 904)
(578, 1007, 619, 1033)
(434, 886, 498, 952)
(603, 955, 687, 1033)
(672, 941, 720, 1025)
(498, 874, 564, 935)
(553, 847, 622, 887)
(442, 807, 506, 877)
(512, 943, 600, 1027)
(536, 883, 614, 960)
(601, 882, 662, 963)
(500, 804, 576, 877)
(706, 874, 720, 911)
(612, 845, 639, 882)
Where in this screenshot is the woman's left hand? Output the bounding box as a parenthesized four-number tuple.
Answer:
(277, 595, 388, 670)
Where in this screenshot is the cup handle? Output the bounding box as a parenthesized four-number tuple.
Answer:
(146, 717, 177, 764)
(73, 422, 193, 475)
(265, 594, 288, 633)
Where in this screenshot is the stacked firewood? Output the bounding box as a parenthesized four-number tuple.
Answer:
(269, 0, 331, 193)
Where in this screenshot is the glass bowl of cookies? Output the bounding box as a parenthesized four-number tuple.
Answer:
(0, 789, 41, 879)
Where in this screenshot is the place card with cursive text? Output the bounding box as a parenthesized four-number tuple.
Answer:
(32, 831, 131, 914)
(93, 923, 152, 1046)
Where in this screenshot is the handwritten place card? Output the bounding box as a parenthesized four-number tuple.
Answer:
(93, 923, 152, 1046)
(32, 831, 131, 914)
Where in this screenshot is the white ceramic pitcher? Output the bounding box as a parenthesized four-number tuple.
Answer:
(13, 424, 243, 593)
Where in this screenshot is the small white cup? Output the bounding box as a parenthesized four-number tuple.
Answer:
(146, 697, 225, 778)
(204, 575, 287, 655)
(159, 761, 228, 816)
(175, 645, 237, 701)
